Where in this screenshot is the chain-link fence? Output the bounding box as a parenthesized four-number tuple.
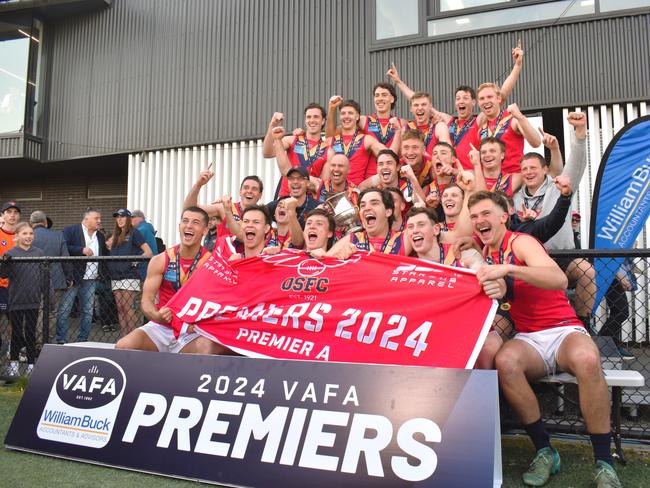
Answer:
(0, 255, 149, 378)
(1, 251, 649, 441)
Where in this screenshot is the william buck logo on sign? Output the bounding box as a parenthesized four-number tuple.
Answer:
(37, 357, 126, 448)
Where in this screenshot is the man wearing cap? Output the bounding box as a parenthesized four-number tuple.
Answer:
(131, 210, 159, 280)
(267, 167, 320, 229)
(572, 211, 581, 249)
(56, 208, 108, 344)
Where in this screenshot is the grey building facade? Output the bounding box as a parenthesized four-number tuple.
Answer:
(1, 0, 649, 230)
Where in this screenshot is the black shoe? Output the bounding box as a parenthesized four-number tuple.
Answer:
(618, 346, 635, 360)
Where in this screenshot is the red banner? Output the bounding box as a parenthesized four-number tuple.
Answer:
(166, 249, 497, 368)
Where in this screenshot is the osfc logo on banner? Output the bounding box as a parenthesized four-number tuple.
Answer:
(36, 357, 126, 448)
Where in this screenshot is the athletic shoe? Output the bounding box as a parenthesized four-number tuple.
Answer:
(522, 447, 561, 486)
(3, 360, 19, 378)
(593, 460, 622, 488)
(618, 346, 635, 360)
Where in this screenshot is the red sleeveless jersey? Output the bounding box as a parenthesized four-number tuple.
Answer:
(350, 230, 405, 255)
(484, 231, 583, 333)
(363, 114, 398, 146)
(448, 116, 480, 170)
(479, 110, 524, 174)
(484, 172, 516, 197)
(408, 120, 438, 156)
(278, 136, 328, 196)
(158, 246, 211, 324)
(330, 133, 372, 185)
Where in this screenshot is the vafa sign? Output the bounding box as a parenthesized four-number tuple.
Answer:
(6, 345, 502, 487)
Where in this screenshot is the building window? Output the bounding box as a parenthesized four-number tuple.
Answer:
(374, 1, 650, 46)
(428, 0, 594, 37)
(0, 13, 43, 135)
(439, 0, 512, 12)
(600, 0, 650, 12)
(376, 0, 420, 40)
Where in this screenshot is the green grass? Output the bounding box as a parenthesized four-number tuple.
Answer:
(1, 390, 648, 487)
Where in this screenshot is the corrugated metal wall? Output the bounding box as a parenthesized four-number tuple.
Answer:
(127, 139, 280, 248)
(42, 0, 650, 161)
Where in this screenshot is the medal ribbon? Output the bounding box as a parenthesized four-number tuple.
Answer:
(479, 110, 513, 140)
(369, 114, 394, 145)
(449, 116, 476, 146)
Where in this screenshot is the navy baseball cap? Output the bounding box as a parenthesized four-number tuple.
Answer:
(1, 201, 20, 212)
(286, 167, 309, 179)
(113, 208, 132, 217)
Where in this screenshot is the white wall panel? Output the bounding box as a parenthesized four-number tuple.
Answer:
(127, 139, 280, 248)
(565, 101, 650, 342)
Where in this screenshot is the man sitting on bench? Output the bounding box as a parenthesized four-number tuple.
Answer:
(469, 191, 622, 488)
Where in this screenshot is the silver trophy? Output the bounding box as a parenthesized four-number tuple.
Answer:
(324, 191, 362, 235)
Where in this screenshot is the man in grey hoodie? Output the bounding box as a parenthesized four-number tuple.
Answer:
(513, 112, 594, 327)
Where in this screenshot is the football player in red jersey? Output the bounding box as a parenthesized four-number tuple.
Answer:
(322, 98, 393, 184)
(470, 191, 621, 488)
(325, 83, 406, 153)
(263, 104, 330, 197)
(388, 42, 526, 169)
(116, 207, 227, 355)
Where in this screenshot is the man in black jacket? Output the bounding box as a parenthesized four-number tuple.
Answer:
(55, 208, 108, 344)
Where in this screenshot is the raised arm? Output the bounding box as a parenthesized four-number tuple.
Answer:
(561, 112, 588, 189)
(386, 63, 415, 100)
(283, 197, 306, 248)
(435, 120, 451, 144)
(324, 96, 343, 138)
(469, 143, 487, 192)
(272, 127, 293, 176)
(262, 113, 292, 158)
(388, 117, 402, 154)
(400, 164, 426, 203)
(221, 196, 244, 241)
(538, 127, 563, 177)
(499, 40, 524, 103)
(508, 103, 542, 148)
(183, 164, 225, 219)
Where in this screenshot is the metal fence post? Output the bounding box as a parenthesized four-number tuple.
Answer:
(41, 261, 51, 344)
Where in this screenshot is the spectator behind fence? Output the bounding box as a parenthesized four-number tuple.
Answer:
(204, 214, 219, 252)
(56, 208, 108, 344)
(1, 201, 21, 362)
(106, 209, 152, 337)
(0, 222, 44, 377)
(31, 210, 73, 311)
(130, 210, 158, 280)
(1, 201, 21, 314)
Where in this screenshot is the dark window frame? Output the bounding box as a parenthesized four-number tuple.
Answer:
(369, 0, 650, 51)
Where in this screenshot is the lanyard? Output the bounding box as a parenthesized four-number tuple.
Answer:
(176, 248, 204, 290)
(449, 116, 475, 145)
(301, 136, 323, 168)
(524, 194, 544, 212)
(490, 172, 504, 192)
(480, 110, 512, 139)
(358, 231, 395, 254)
(335, 131, 360, 158)
(369, 114, 394, 145)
